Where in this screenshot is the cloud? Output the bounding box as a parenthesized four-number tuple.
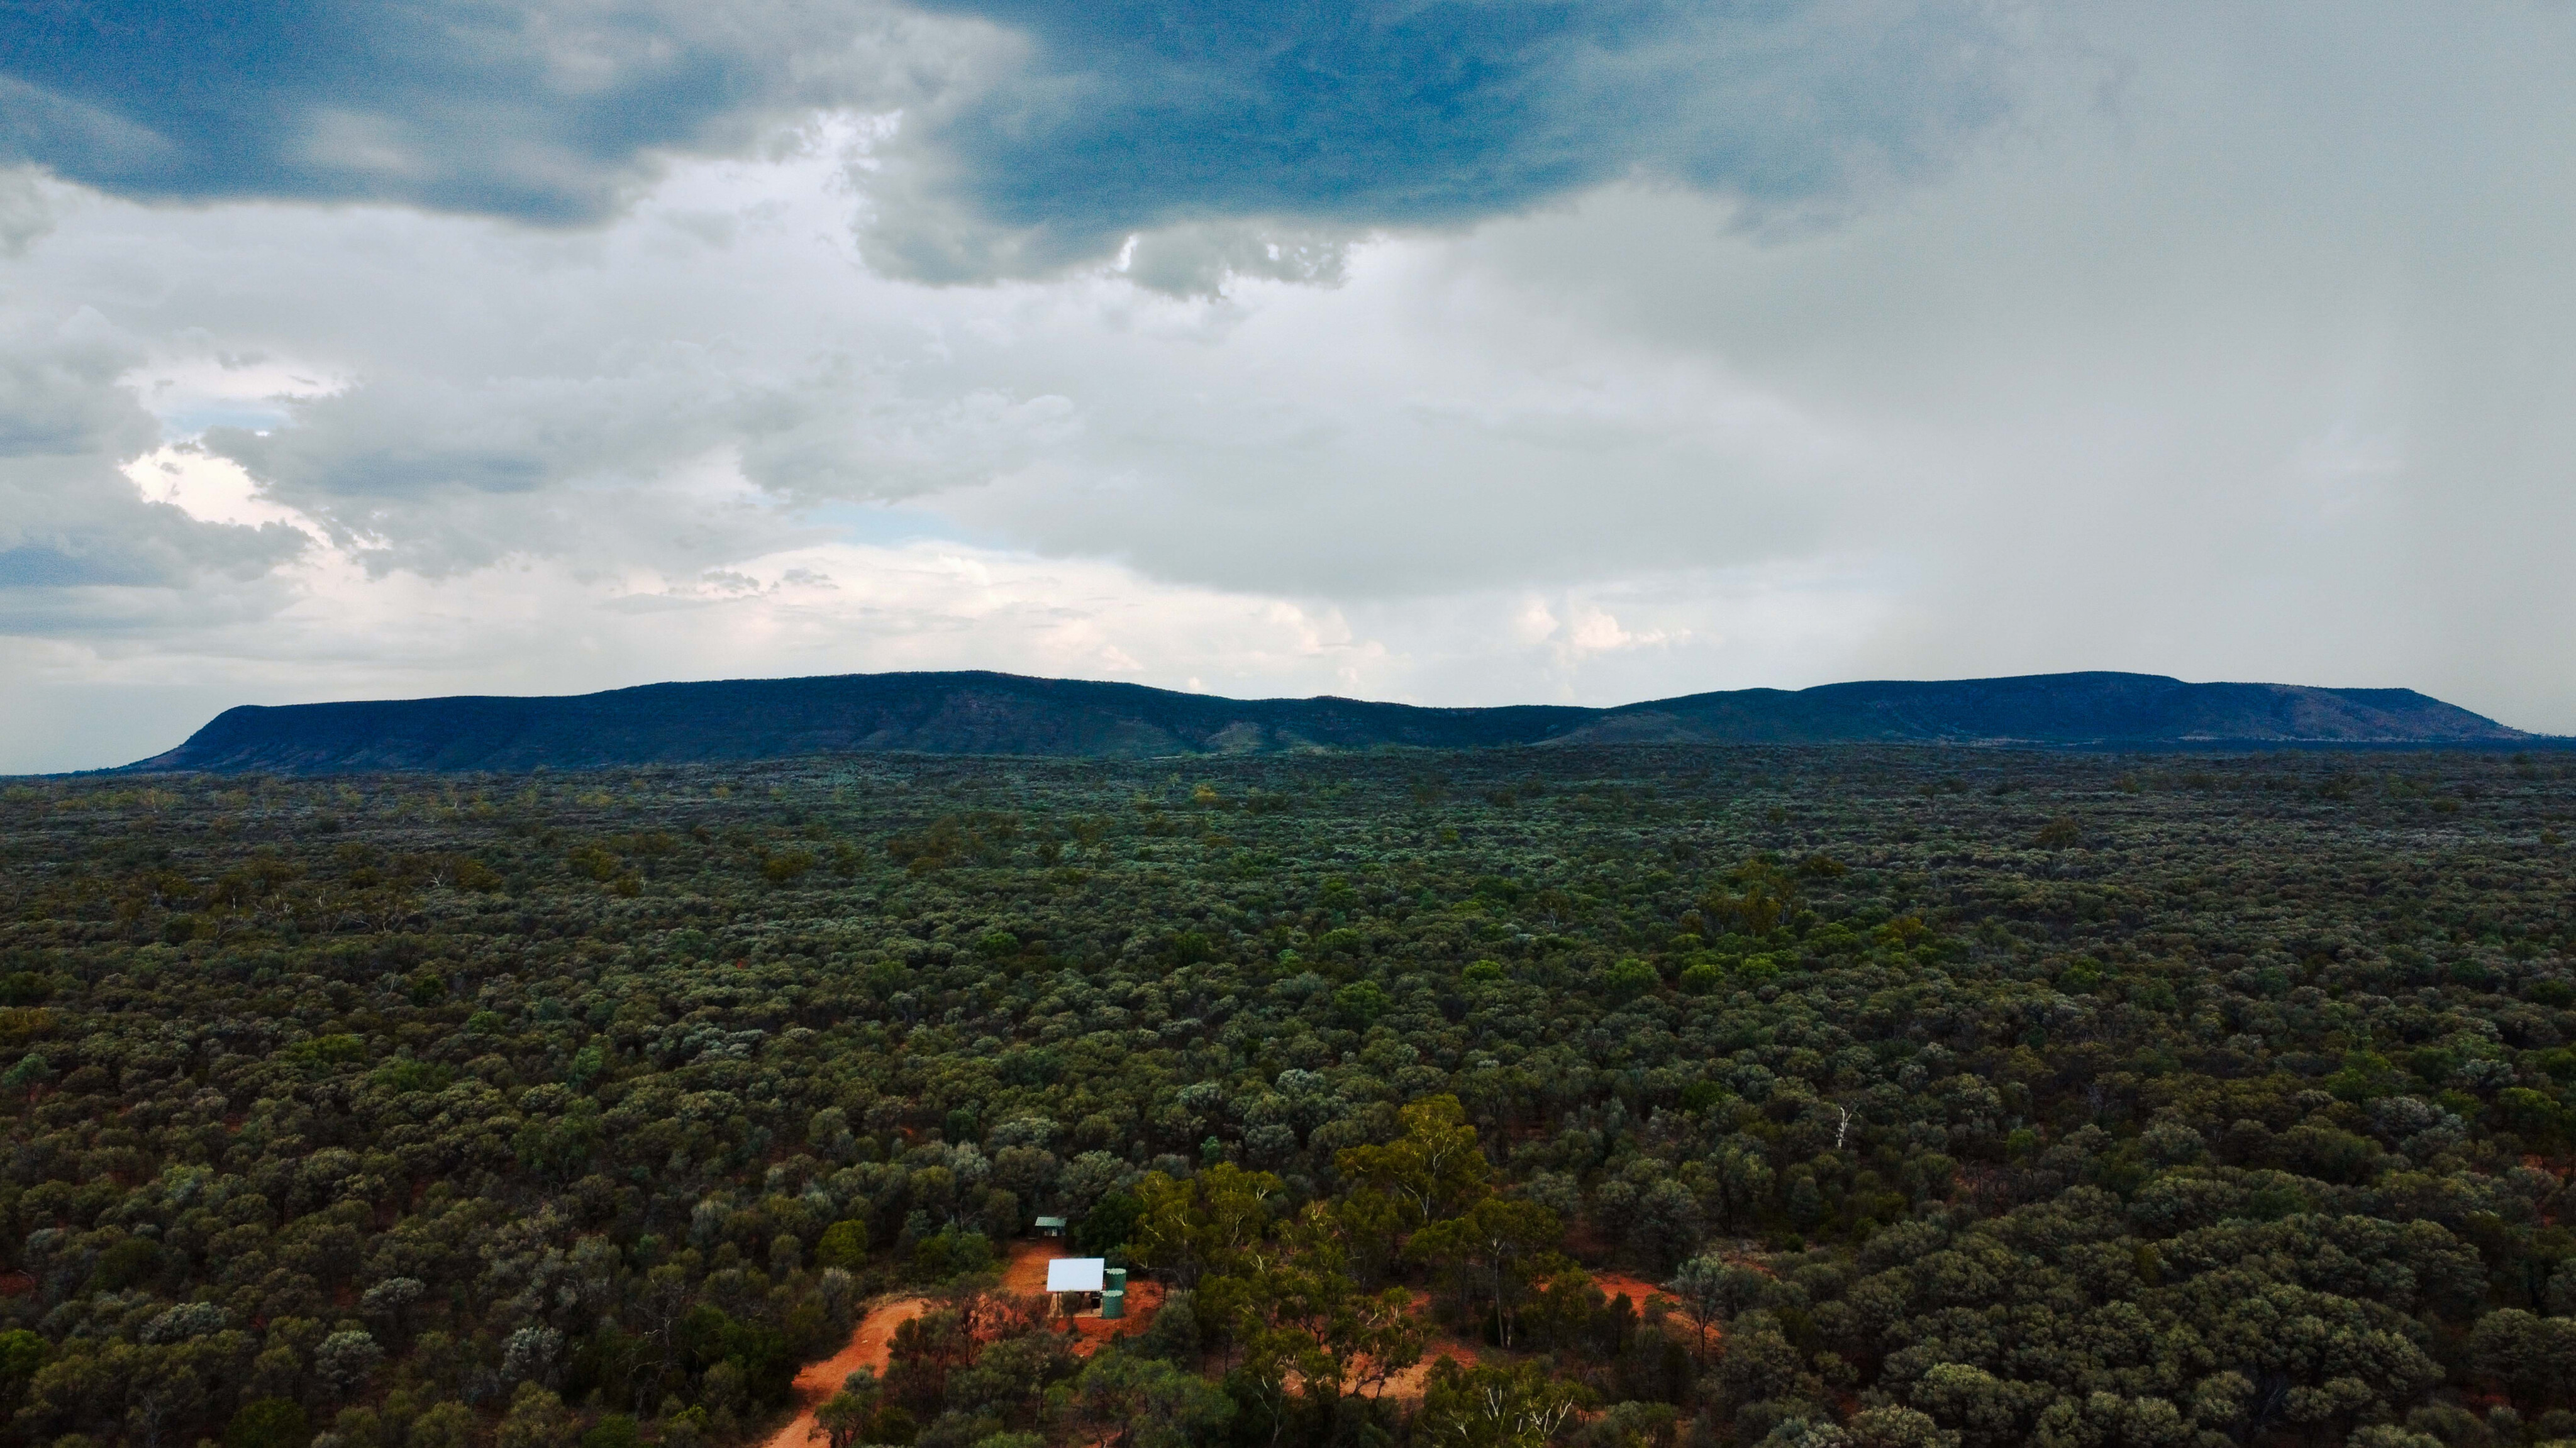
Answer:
(1440, 1, 2576, 731)
(0, 1, 2014, 285)
(0, 167, 53, 257)
(4, 135, 1834, 598)
(0, 1, 980, 221)
(0, 527, 1884, 772)
(192, 345, 1087, 579)
(868, 0, 2013, 280)
(0, 309, 306, 610)
(6, 3, 2576, 773)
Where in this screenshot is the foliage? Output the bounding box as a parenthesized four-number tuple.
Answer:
(0, 744, 2573, 1448)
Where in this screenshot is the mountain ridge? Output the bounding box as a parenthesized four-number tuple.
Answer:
(112, 668, 2532, 775)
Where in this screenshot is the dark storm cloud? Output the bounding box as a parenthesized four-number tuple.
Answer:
(0, 502, 306, 593)
(0, 0, 2011, 269)
(877, 0, 2012, 277)
(0, 0, 872, 222)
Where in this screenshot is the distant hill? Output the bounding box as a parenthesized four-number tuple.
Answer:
(113, 669, 2532, 775)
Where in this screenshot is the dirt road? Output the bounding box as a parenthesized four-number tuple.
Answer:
(1371, 1273, 1677, 1401)
(761, 1240, 1167, 1448)
(1000, 1238, 1058, 1295)
(757, 1296, 930, 1448)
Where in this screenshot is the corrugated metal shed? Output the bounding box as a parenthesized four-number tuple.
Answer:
(1045, 1257, 1106, 1292)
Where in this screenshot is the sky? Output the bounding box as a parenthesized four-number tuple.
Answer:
(2, 1, 2573, 773)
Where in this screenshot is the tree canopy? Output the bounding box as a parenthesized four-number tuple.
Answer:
(0, 744, 2571, 1448)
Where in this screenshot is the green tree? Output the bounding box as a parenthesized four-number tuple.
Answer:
(1602, 959, 1658, 999)
(1666, 1254, 1767, 1362)
(1416, 1361, 1589, 1448)
(816, 1220, 870, 1271)
(1409, 1197, 1563, 1348)
(1130, 1163, 1280, 1287)
(1053, 1349, 1235, 1448)
(497, 1384, 580, 1448)
(409, 1403, 478, 1448)
(1334, 1095, 1492, 1234)
(226, 1399, 312, 1448)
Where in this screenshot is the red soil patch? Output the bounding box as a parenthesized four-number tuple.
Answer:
(0, 1273, 31, 1297)
(1065, 1278, 1165, 1353)
(1588, 1273, 1715, 1355)
(1367, 1272, 1694, 1401)
(758, 1296, 930, 1448)
(1371, 1337, 1482, 1401)
(1587, 1272, 1674, 1308)
(1001, 1239, 1061, 1295)
(1353, 1290, 1483, 1402)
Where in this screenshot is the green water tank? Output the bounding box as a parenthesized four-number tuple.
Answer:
(1105, 1266, 1127, 1292)
(1100, 1287, 1125, 1320)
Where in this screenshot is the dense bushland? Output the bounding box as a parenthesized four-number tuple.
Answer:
(0, 745, 2573, 1448)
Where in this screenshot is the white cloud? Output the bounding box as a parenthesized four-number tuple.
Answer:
(0, 167, 53, 257)
(123, 446, 329, 538)
(1512, 599, 1559, 647)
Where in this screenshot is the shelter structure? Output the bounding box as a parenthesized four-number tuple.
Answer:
(1045, 1257, 1105, 1293)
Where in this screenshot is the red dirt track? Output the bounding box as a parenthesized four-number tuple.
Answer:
(758, 1296, 930, 1448)
(763, 1242, 1660, 1440)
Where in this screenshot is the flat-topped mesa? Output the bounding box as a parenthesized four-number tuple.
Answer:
(119, 669, 2530, 775)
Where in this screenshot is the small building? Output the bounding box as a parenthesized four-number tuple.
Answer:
(1033, 1216, 1067, 1238)
(1045, 1257, 1106, 1294)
